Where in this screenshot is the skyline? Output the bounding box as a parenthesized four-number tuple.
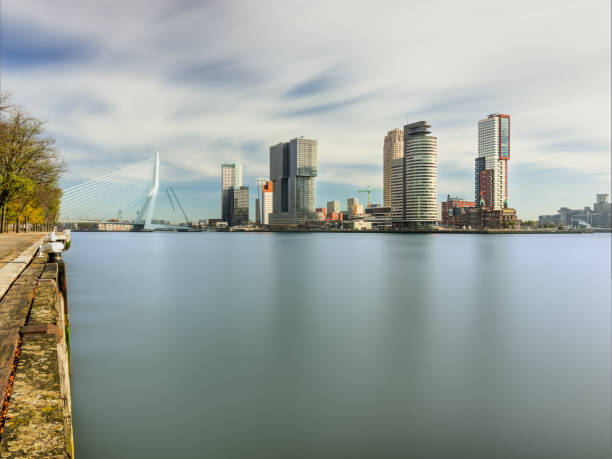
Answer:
(1, 0, 610, 220)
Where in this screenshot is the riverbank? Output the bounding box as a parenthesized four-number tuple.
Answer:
(0, 233, 73, 458)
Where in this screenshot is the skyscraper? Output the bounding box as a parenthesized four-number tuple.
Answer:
(261, 181, 273, 225)
(397, 121, 438, 225)
(221, 162, 242, 222)
(390, 157, 404, 221)
(228, 185, 249, 226)
(269, 137, 318, 223)
(475, 113, 510, 210)
(383, 129, 404, 208)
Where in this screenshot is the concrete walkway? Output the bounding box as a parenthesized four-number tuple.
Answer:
(0, 234, 46, 300)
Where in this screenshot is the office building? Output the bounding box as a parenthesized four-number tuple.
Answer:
(475, 113, 510, 210)
(261, 181, 273, 225)
(228, 186, 249, 226)
(401, 121, 438, 225)
(347, 197, 359, 218)
(221, 163, 242, 222)
(269, 137, 318, 224)
(383, 129, 404, 208)
(327, 200, 340, 214)
(390, 157, 404, 221)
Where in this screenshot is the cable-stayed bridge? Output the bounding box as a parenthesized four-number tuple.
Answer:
(59, 152, 192, 231)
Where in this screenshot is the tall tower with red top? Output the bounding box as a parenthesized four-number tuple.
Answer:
(475, 113, 510, 210)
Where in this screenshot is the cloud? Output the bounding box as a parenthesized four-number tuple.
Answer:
(1, 0, 610, 220)
(0, 18, 96, 68)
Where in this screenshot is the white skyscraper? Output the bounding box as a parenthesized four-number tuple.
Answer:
(221, 162, 242, 222)
(403, 121, 438, 224)
(475, 113, 510, 210)
(390, 157, 404, 221)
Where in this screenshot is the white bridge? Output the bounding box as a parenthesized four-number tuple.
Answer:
(59, 152, 192, 231)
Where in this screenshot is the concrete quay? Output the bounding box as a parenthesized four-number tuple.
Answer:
(0, 234, 73, 458)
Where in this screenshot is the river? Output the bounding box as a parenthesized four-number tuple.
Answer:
(64, 232, 611, 458)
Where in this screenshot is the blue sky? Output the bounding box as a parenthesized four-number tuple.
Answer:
(1, 0, 610, 221)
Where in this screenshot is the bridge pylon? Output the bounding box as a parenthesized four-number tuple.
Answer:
(134, 151, 160, 230)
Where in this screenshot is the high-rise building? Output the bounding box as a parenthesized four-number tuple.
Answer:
(475, 113, 510, 210)
(269, 137, 318, 223)
(402, 121, 438, 224)
(327, 200, 340, 213)
(383, 129, 404, 208)
(347, 197, 359, 218)
(255, 198, 261, 225)
(261, 181, 273, 225)
(390, 157, 404, 221)
(221, 163, 242, 222)
(228, 185, 249, 226)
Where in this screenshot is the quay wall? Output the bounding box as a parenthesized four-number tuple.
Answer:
(0, 235, 73, 458)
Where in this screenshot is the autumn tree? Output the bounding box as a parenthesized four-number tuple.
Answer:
(0, 94, 64, 230)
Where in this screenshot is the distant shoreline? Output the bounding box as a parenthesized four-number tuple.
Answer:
(64, 228, 610, 234)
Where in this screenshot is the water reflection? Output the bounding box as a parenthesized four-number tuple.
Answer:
(65, 232, 611, 458)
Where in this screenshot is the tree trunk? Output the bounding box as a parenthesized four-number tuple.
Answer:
(16, 216, 20, 233)
(0, 206, 5, 233)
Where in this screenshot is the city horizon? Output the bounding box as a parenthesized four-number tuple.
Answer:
(2, 0, 610, 221)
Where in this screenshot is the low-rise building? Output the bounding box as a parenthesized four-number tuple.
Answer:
(454, 207, 517, 229)
(538, 194, 611, 228)
(343, 220, 372, 231)
(441, 195, 475, 226)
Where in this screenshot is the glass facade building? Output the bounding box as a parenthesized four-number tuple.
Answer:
(269, 137, 318, 223)
(228, 186, 249, 226)
(221, 163, 242, 222)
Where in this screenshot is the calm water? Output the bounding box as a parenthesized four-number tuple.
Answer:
(64, 232, 611, 458)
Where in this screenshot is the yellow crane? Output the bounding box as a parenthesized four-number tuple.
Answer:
(357, 186, 381, 209)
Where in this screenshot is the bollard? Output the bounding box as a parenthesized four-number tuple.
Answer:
(42, 241, 64, 262)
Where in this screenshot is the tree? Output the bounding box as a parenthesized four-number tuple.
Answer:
(0, 94, 64, 230)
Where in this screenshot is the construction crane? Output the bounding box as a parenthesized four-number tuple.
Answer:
(357, 186, 381, 208)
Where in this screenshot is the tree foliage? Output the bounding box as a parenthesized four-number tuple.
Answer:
(0, 94, 64, 223)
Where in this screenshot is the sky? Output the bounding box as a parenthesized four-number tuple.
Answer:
(1, 0, 610, 221)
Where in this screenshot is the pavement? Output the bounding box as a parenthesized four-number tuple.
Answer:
(0, 234, 46, 301)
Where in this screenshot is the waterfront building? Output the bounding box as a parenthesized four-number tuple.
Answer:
(221, 162, 242, 223)
(327, 200, 340, 214)
(383, 129, 404, 208)
(393, 121, 438, 226)
(442, 195, 475, 226)
(261, 181, 273, 225)
(347, 197, 359, 218)
(269, 137, 318, 224)
(255, 199, 261, 225)
(228, 186, 249, 226)
(343, 220, 373, 231)
(364, 206, 391, 228)
(454, 206, 517, 229)
(538, 193, 611, 228)
(476, 113, 510, 210)
(354, 204, 365, 216)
